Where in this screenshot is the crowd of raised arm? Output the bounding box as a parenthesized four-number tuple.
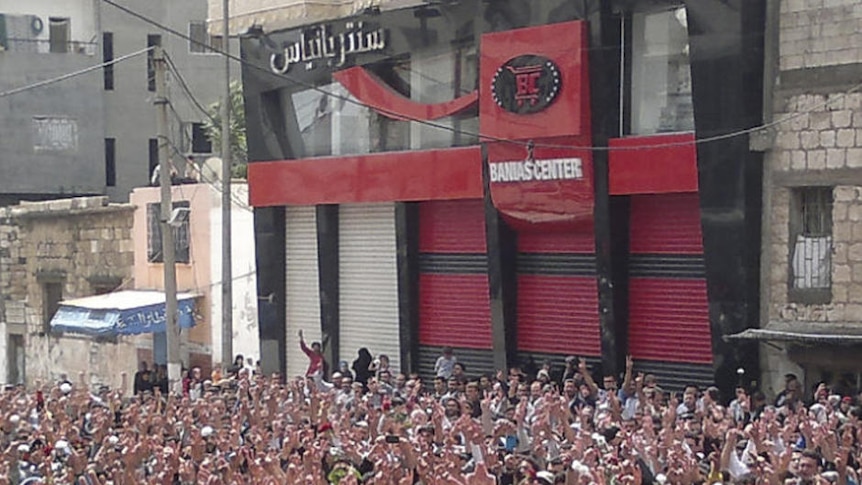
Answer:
(1, 349, 860, 485)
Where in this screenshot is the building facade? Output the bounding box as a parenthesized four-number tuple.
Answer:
(0, 181, 258, 390)
(0, 196, 138, 390)
(0, 0, 234, 203)
(241, 0, 767, 394)
(130, 181, 259, 375)
(731, 0, 862, 397)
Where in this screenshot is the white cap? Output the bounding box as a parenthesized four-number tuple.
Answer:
(201, 425, 214, 438)
(17, 444, 30, 453)
(9, 414, 20, 425)
(108, 435, 119, 446)
(59, 383, 73, 394)
(55, 440, 70, 453)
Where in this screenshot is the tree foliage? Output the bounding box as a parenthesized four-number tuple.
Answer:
(204, 80, 248, 178)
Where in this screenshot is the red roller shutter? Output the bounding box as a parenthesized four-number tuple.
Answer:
(419, 199, 487, 253)
(628, 278, 712, 364)
(517, 275, 600, 355)
(628, 193, 712, 365)
(418, 199, 493, 379)
(419, 274, 492, 348)
(629, 193, 703, 254)
(518, 230, 594, 253)
(516, 230, 601, 358)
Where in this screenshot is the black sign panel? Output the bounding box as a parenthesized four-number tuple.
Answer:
(491, 55, 561, 115)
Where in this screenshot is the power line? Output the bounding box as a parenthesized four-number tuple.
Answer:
(0, 47, 153, 98)
(159, 134, 254, 213)
(98, 0, 862, 153)
(164, 53, 220, 126)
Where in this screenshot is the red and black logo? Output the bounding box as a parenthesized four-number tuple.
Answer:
(491, 55, 561, 115)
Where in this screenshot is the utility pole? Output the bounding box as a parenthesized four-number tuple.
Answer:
(154, 46, 182, 390)
(221, 0, 233, 368)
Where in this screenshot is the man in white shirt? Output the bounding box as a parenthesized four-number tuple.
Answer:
(435, 347, 457, 379)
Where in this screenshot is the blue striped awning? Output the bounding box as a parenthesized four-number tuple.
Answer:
(49, 290, 198, 337)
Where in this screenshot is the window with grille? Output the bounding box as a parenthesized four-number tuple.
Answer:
(789, 187, 833, 303)
(147, 201, 191, 264)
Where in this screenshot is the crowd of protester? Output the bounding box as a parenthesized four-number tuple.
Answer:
(2, 336, 862, 484)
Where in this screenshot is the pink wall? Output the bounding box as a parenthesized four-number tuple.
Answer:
(130, 185, 213, 347)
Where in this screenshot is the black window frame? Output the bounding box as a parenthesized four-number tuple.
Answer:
(788, 186, 833, 304)
(147, 201, 191, 264)
(190, 122, 213, 154)
(105, 138, 116, 187)
(103, 32, 114, 90)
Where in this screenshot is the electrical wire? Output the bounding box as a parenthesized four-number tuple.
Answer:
(164, 53, 220, 126)
(98, 0, 862, 153)
(159, 134, 254, 212)
(0, 46, 153, 98)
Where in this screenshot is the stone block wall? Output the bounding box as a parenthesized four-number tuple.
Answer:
(780, 0, 862, 70)
(762, 0, 862, 395)
(768, 184, 862, 322)
(0, 196, 143, 392)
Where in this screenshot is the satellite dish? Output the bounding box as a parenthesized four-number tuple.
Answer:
(201, 157, 223, 182)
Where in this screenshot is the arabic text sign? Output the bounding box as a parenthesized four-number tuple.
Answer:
(270, 21, 386, 74)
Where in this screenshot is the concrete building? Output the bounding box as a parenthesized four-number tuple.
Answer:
(0, 0, 236, 203)
(130, 181, 259, 376)
(730, 0, 862, 398)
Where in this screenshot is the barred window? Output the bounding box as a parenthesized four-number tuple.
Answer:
(147, 201, 191, 264)
(789, 187, 832, 303)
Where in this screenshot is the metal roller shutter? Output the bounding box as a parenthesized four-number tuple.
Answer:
(285, 206, 322, 379)
(628, 193, 713, 367)
(419, 200, 487, 253)
(418, 200, 493, 380)
(516, 231, 601, 358)
(628, 278, 711, 363)
(339, 204, 401, 371)
(629, 193, 703, 254)
(419, 273, 492, 348)
(417, 346, 496, 384)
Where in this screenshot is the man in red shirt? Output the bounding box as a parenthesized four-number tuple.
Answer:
(298, 329, 326, 377)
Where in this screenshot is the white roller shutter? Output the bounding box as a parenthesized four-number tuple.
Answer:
(285, 206, 321, 380)
(339, 204, 401, 371)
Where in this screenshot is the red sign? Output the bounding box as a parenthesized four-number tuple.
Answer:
(487, 138, 594, 231)
(480, 20, 590, 141)
(481, 21, 593, 229)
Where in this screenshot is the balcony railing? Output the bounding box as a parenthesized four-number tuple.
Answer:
(0, 38, 97, 56)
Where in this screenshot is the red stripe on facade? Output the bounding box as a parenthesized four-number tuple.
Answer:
(516, 275, 601, 356)
(608, 133, 698, 195)
(518, 229, 595, 253)
(419, 200, 487, 253)
(629, 193, 704, 254)
(248, 146, 483, 207)
(418, 273, 492, 349)
(627, 278, 713, 364)
(333, 67, 479, 121)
